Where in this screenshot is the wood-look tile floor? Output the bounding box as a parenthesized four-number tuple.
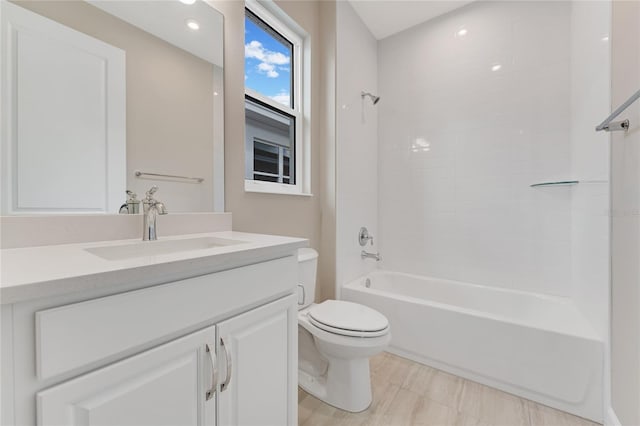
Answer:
(298, 352, 601, 426)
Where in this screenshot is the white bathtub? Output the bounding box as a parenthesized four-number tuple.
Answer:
(342, 270, 603, 422)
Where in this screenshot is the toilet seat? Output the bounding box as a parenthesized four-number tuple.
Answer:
(308, 300, 389, 338)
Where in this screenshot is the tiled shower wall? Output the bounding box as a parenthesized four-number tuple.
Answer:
(335, 1, 379, 292)
(569, 1, 610, 337)
(377, 1, 576, 296)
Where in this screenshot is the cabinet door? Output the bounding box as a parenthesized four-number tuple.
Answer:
(217, 295, 297, 426)
(37, 326, 217, 426)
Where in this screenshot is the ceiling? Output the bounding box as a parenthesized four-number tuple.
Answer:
(89, 0, 223, 66)
(348, 0, 474, 40)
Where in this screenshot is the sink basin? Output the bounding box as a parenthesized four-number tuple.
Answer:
(85, 237, 247, 261)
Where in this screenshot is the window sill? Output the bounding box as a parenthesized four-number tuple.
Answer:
(244, 180, 313, 197)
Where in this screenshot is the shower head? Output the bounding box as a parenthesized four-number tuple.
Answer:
(361, 91, 381, 105)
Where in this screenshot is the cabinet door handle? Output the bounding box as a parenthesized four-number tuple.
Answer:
(205, 343, 217, 401)
(220, 337, 232, 392)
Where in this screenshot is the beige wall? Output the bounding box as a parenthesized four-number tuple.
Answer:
(212, 0, 336, 301)
(13, 1, 217, 212)
(610, 0, 640, 424)
(317, 1, 337, 301)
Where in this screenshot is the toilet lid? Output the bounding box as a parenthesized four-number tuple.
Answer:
(308, 300, 389, 337)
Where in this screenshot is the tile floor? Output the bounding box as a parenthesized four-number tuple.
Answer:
(298, 352, 601, 426)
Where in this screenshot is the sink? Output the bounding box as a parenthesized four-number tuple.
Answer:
(85, 237, 247, 261)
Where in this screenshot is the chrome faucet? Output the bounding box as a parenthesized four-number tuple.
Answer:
(361, 250, 382, 261)
(359, 227, 380, 260)
(142, 185, 167, 241)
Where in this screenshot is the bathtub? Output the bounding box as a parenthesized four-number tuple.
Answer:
(342, 270, 603, 422)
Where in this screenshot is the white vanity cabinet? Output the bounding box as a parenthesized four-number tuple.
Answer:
(36, 295, 297, 426)
(1, 249, 301, 426)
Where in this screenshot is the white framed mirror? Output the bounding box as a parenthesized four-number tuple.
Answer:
(0, 0, 224, 214)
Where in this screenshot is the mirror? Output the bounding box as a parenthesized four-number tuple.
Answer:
(0, 0, 224, 214)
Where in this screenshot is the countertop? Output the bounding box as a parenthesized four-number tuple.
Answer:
(0, 231, 307, 304)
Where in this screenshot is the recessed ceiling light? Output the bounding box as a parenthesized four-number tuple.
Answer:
(179, 0, 196, 4)
(186, 19, 200, 31)
(491, 64, 502, 72)
(456, 28, 468, 37)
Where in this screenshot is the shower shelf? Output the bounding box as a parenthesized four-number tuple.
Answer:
(530, 180, 579, 188)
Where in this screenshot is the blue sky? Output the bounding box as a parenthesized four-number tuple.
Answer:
(245, 16, 292, 107)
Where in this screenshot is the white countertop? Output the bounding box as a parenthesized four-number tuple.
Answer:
(0, 231, 307, 304)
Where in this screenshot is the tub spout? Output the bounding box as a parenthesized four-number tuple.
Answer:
(361, 250, 381, 261)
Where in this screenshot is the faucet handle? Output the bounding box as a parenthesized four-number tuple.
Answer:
(146, 185, 159, 199)
(125, 190, 139, 202)
(359, 227, 374, 246)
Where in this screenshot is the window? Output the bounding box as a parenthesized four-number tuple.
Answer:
(244, 0, 309, 195)
(253, 140, 291, 183)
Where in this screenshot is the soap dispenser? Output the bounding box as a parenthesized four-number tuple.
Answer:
(119, 190, 140, 214)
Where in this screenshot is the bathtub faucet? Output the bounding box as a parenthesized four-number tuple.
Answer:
(361, 250, 382, 261)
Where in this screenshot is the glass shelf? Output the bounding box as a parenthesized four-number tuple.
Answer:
(530, 180, 579, 188)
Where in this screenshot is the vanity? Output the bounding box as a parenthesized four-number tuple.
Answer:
(1, 214, 306, 425)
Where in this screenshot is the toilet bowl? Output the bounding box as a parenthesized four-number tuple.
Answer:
(297, 248, 391, 412)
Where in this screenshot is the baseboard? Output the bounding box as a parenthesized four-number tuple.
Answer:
(605, 407, 622, 426)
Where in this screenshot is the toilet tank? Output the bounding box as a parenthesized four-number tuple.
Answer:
(297, 248, 318, 310)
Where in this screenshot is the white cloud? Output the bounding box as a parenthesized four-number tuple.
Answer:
(270, 91, 290, 106)
(245, 40, 290, 65)
(258, 62, 279, 78)
(245, 40, 290, 78)
(265, 51, 289, 65)
(245, 41, 265, 60)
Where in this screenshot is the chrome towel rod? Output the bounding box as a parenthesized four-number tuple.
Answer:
(596, 89, 640, 132)
(135, 170, 204, 183)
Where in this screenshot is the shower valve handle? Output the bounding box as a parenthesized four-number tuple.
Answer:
(359, 227, 374, 246)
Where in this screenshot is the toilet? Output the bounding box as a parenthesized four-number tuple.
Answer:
(297, 248, 391, 412)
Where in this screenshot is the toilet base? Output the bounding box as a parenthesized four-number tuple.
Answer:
(299, 357, 373, 413)
(297, 304, 390, 413)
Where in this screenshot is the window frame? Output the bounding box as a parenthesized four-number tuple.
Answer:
(244, 0, 310, 196)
